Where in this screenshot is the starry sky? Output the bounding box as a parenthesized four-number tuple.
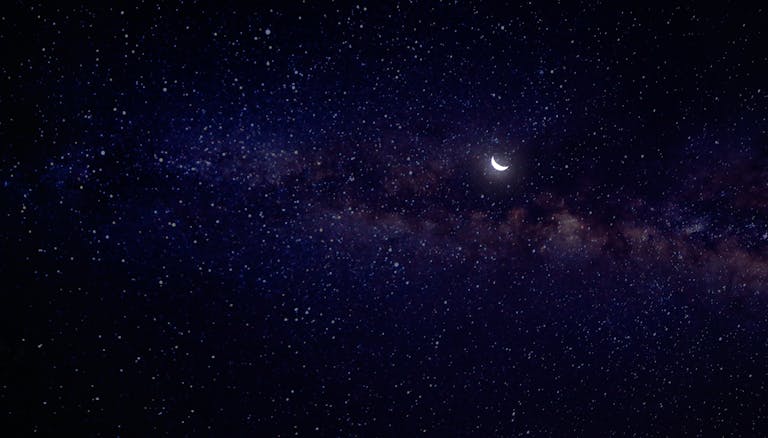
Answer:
(3, 1, 768, 435)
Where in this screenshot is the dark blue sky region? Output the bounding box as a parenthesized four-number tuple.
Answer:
(3, 1, 768, 435)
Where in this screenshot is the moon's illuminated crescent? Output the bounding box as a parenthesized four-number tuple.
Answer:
(491, 156, 509, 171)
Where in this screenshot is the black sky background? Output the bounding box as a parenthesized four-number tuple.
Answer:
(3, 1, 768, 435)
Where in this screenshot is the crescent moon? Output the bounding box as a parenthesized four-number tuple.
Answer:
(491, 156, 509, 171)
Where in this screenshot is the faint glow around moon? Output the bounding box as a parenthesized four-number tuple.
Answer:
(491, 156, 509, 171)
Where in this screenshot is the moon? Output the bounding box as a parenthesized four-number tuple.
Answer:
(491, 156, 509, 171)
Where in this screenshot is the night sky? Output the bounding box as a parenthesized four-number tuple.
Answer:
(3, 1, 768, 435)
